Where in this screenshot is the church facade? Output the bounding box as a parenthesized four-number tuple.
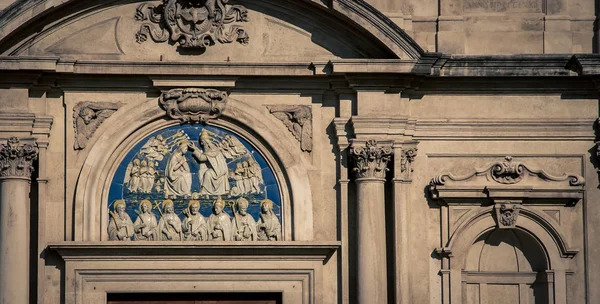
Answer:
(0, 0, 599, 303)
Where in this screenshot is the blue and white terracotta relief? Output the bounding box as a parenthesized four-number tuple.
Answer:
(108, 125, 282, 240)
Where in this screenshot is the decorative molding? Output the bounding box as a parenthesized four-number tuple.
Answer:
(159, 88, 228, 123)
(0, 137, 38, 179)
(350, 140, 393, 179)
(495, 202, 521, 229)
(73, 102, 120, 150)
(399, 144, 418, 181)
(135, 0, 249, 50)
(267, 105, 312, 152)
(430, 156, 585, 187)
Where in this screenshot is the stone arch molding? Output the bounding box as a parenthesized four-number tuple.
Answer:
(74, 93, 314, 241)
(0, 0, 423, 59)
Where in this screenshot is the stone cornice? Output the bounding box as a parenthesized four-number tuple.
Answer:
(49, 241, 340, 261)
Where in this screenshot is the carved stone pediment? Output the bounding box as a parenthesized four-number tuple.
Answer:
(429, 156, 585, 205)
(159, 88, 228, 123)
(135, 0, 249, 50)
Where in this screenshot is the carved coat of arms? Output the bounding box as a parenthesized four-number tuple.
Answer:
(135, 0, 249, 50)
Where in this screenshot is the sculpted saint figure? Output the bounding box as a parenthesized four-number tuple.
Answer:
(257, 199, 281, 241)
(134, 200, 158, 241)
(164, 142, 193, 198)
(141, 160, 157, 193)
(108, 200, 134, 241)
(191, 130, 230, 196)
(158, 200, 183, 241)
(182, 200, 209, 241)
(208, 196, 232, 241)
(231, 198, 257, 241)
(125, 159, 142, 192)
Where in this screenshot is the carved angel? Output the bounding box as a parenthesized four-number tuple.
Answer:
(73, 102, 120, 150)
(267, 105, 312, 152)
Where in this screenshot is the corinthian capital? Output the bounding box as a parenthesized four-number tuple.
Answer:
(350, 140, 393, 179)
(0, 137, 38, 179)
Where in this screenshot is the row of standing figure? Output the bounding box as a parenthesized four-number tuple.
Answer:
(108, 197, 281, 241)
(126, 159, 158, 193)
(230, 159, 263, 196)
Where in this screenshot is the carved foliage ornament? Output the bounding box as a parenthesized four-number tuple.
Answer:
(350, 140, 393, 179)
(159, 88, 228, 123)
(400, 146, 418, 181)
(74, 102, 120, 150)
(495, 203, 521, 229)
(0, 137, 38, 179)
(267, 105, 312, 152)
(430, 156, 585, 186)
(135, 0, 249, 50)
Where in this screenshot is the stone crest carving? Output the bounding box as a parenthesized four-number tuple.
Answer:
(159, 88, 228, 123)
(0, 137, 38, 179)
(350, 140, 393, 179)
(430, 156, 585, 186)
(267, 105, 312, 152)
(135, 0, 249, 50)
(495, 203, 521, 229)
(73, 102, 120, 150)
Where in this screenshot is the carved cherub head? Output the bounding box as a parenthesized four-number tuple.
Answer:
(79, 107, 96, 125)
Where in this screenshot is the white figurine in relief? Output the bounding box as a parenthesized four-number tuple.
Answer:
(164, 142, 193, 198)
(231, 198, 257, 241)
(133, 200, 158, 241)
(141, 161, 157, 193)
(108, 200, 134, 241)
(182, 200, 209, 241)
(257, 199, 281, 241)
(158, 199, 183, 241)
(191, 130, 230, 196)
(248, 158, 263, 191)
(125, 159, 142, 192)
(222, 134, 247, 158)
(141, 135, 169, 162)
(208, 196, 232, 241)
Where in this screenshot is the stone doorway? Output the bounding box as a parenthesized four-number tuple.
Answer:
(107, 293, 282, 304)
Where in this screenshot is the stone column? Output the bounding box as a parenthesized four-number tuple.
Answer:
(0, 137, 38, 304)
(350, 139, 393, 304)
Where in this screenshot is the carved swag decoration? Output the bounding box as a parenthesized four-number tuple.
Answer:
(350, 140, 393, 179)
(430, 156, 585, 186)
(0, 137, 38, 179)
(267, 105, 312, 152)
(74, 102, 120, 150)
(159, 88, 228, 123)
(135, 0, 249, 50)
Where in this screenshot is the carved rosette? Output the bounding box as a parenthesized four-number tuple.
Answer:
(159, 88, 228, 123)
(350, 140, 393, 179)
(0, 137, 39, 179)
(495, 203, 521, 229)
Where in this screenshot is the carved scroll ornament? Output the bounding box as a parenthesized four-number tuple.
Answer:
(135, 0, 249, 50)
(267, 105, 312, 152)
(159, 88, 228, 123)
(74, 102, 120, 150)
(430, 156, 585, 187)
(350, 140, 393, 179)
(0, 137, 38, 179)
(495, 203, 521, 229)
